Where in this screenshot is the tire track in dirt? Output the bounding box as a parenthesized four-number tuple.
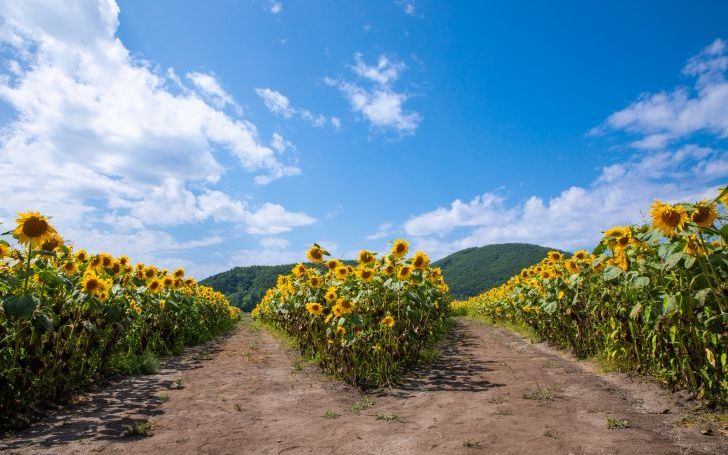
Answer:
(2, 317, 725, 454)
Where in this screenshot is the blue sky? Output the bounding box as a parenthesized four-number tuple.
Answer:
(1, 1, 727, 278)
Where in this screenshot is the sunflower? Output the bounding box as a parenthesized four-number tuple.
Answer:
(306, 245, 325, 263)
(326, 259, 340, 271)
(547, 251, 563, 262)
(118, 255, 130, 267)
(357, 267, 374, 282)
(0, 243, 9, 258)
(81, 272, 107, 295)
(100, 253, 113, 268)
(40, 233, 64, 251)
(412, 251, 430, 270)
(398, 265, 412, 280)
(173, 267, 185, 279)
(325, 286, 338, 302)
(573, 250, 589, 261)
(335, 265, 349, 279)
(391, 239, 409, 258)
(305, 302, 323, 315)
(650, 200, 687, 237)
(75, 249, 88, 262)
(148, 279, 163, 293)
(292, 263, 307, 277)
(163, 276, 175, 288)
(13, 211, 58, 246)
(381, 314, 395, 328)
(335, 325, 346, 336)
(383, 263, 395, 275)
(357, 250, 376, 265)
(690, 201, 718, 228)
(62, 261, 78, 275)
(144, 266, 157, 280)
(110, 261, 122, 275)
(308, 275, 323, 288)
(565, 260, 580, 274)
(684, 235, 707, 257)
(332, 298, 354, 316)
(324, 313, 334, 323)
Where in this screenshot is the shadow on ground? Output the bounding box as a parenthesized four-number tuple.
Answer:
(379, 320, 504, 399)
(0, 338, 228, 451)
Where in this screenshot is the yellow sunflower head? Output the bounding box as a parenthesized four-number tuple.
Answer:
(357, 249, 376, 265)
(62, 260, 78, 275)
(40, 233, 64, 251)
(306, 245, 325, 263)
(335, 265, 349, 279)
(144, 266, 157, 280)
(305, 302, 323, 315)
(325, 286, 338, 301)
(335, 325, 346, 336)
(173, 267, 185, 279)
(565, 260, 580, 274)
(412, 251, 430, 270)
(398, 265, 412, 280)
(357, 267, 374, 282)
(13, 211, 57, 246)
(81, 271, 106, 295)
(683, 235, 707, 257)
(0, 243, 10, 258)
(163, 276, 175, 288)
(650, 200, 687, 237)
(690, 201, 718, 228)
(292, 263, 307, 277)
(100, 253, 113, 268)
(547, 251, 563, 262)
(391, 239, 409, 258)
(147, 279, 163, 293)
(381, 314, 395, 328)
(573, 250, 589, 261)
(308, 275, 323, 288)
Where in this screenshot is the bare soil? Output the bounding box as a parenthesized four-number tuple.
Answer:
(2, 318, 726, 454)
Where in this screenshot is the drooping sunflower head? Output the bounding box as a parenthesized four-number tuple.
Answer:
(690, 201, 718, 228)
(305, 302, 323, 315)
(292, 263, 307, 277)
(650, 200, 687, 237)
(306, 245, 325, 263)
(109, 260, 122, 276)
(398, 265, 412, 280)
(173, 267, 185, 279)
(412, 251, 430, 270)
(391, 239, 409, 258)
(683, 235, 707, 257)
(381, 314, 395, 328)
(14, 211, 57, 246)
(357, 249, 376, 265)
(41, 233, 64, 251)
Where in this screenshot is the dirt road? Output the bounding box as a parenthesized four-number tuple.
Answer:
(2, 318, 725, 454)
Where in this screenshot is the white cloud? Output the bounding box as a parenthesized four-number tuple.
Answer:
(326, 53, 421, 134)
(255, 87, 336, 128)
(404, 145, 727, 259)
(597, 39, 728, 148)
(187, 71, 241, 113)
(397, 1, 416, 16)
(0, 0, 312, 270)
(365, 222, 395, 240)
(268, 1, 282, 14)
(259, 236, 290, 249)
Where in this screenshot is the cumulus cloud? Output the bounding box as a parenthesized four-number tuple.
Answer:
(404, 145, 727, 259)
(326, 53, 421, 134)
(255, 87, 338, 128)
(596, 38, 728, 149)
(268, 1, 282, 14)
(0, 0, 312, 270)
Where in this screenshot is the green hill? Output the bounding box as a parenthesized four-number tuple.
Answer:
(201, 243, 556, 310)
(432, 243, 557, 300)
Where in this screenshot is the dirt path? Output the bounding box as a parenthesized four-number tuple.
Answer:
(2, 318, 725, 455)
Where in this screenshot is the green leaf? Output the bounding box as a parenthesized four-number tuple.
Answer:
(629, 303, 643, 320)
(602, 266, 622, 281)
(2, 294, 39, 320)
(541, 301, 557, 314)
(662, 294, 677, 315)
(33, 313, 54, 332)
(694, 288, 711, 305)
(633, 276, 650, 288)
(664, 252, 683, 270)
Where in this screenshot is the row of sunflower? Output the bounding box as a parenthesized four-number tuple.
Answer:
(452, 188, 728, 405)
(252, 240, 450, 385)
(0, 212, 240, 427)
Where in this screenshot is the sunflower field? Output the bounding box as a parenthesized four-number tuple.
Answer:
(252, 240, 450, 385)
(452, 189, 728, 405)
(0, 212, 240, 428)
